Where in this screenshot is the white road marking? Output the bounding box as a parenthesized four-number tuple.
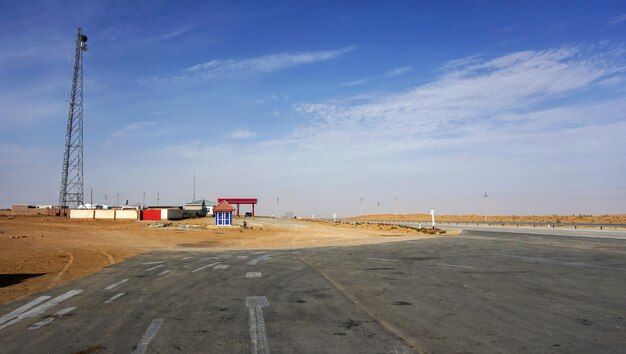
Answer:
(192, 262, 220, 273)
(249, 255, 272, 265)
(214, 264, 230, 270)
(105, 279, 129, 290)
(181, 257, 193, 260)
(246, 296, 270, 354)
(367, 257, 400, 262)
(0, 290, 82, 331)
(146, 264, 164, 271)
(0, 296, 51, 326)
(132, 318, 164, 354)
(28, 307, 75, 330)
(503, 255, 626, 271)
(142, 261, 165, 265)
(200, 257, 220, 261)
(237, 255, 249, 259)
(157, 270, 170, 276)
(104, 293, 125, 304)
(437, 263, 474, 269)
(246, 272, 262, 278)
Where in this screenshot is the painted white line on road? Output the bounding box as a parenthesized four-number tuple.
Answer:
(437, 263, 474, 269)
(192, 262, 220, 273)
(28, 307, 75, 330)
(104, 293, 125, 304)
(246, 272, 262, 278)
(157, 270, 170, 276)
(0, 296, 51, 326)
(132, 318, 164, 354)
(181, 257, 193, 260)
(246, 296, 270, 354)
(146, 264, 164, 271)
(367, 257, 400, 262)
(142, 261, 165, 265)
(503, 255, 626, 271)
(0, 290, 82, 331)
(105, 279, 129, 290)
(200, 257, 220, 261)
(249, 255, 272, 266)
(214, 264, 230, 270)
(237, 255, 249, 259)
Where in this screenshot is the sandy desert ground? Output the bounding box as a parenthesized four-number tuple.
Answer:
(0, 215, 446, 305)
(350, 213, 626, 224)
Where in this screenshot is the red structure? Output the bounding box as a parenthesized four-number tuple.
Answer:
(141, 209, 161, 221)
(217, 198, 258, 217)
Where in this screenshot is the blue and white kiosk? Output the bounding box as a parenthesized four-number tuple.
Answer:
(214, 200, 235, 226)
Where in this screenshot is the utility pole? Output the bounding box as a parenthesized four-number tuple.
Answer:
(377, 202, 380, 215)
(157, 192, 160, 206)
(90, 188, 93, 208)
(142, 192, 146, 207)
(193, 169, 196, 201)
(59, 28, 88, 209)
(394, 197, 398, 219)
(483, 192, 488, 222)
(104, 193, 108, 205)
(116, 192, 119, 207)
(360, 197, 363, 216)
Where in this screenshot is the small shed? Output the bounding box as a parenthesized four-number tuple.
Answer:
(213, 200, 235, 226)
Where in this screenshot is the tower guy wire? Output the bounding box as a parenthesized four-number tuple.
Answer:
(59, 27, 88, 208)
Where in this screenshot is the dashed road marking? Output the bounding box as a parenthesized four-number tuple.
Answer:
(249, 255, 272, 265)
(192, 262, 220, 273)
(181, 257, 193, 260)
(214, 264, 230, 270)
(237, 255, 249, 259)
(142, 261, 165, 265)
(367, 257, 400, 262)
(0, 290, 82, 331)
(246, 272, 262, 278)
(437, 263, 474, 269)
(132, 319, 164, 354)
(246, 296, 270, 354)
(502, 254, 626, 271)
(104, 293, 125, 304)
(200, 257, 220, 261)
(146, 264, 164, 271)
(105, 279, 129, 290)
(28, 307, 75, 330)
(158, 270, 170, 276)
(0, 296, 51, 326)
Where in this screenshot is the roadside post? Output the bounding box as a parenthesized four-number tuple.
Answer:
(430, 209, 436, 229)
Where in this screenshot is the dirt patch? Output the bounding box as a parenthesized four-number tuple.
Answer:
(0, 216, 438, 305)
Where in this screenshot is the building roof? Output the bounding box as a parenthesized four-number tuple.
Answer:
(185, 199, 217, 206)
(213, 200, 236, 212)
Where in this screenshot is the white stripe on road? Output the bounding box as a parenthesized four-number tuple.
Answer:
(104, 293, 125, 304)
(249, 255, 272, 265)
(367, 257, 400, 262)
(181, 257, 193, 260)
(0, 296, 51, 326)
(146, 264, 164, 271)
(503, 255, 626, 271)
(246, 272, 262, 278)
(157, 270, 170, 276)
(201, 257, 219, 261)
(237, 255, 249, 259)
(105, 279, 129, 290)
(28, 307, 75, 330)
(0, 290, 82, 331)
(214, 264, 230, 270)
(132, 319, 164, 354)
(192, 262, 220, 273)
(437, 263, 474, 269)
(246, 297, 270, 354)
(142, 261, 165, 265)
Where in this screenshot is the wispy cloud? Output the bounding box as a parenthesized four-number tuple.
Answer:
(608, 14, 626, 27)
(342, 65, 413, 86)
(105, 121, 170, 146)
(164, 44, 626, 215)
(229, 128, 256, 139)
(143, 46, 355, 84)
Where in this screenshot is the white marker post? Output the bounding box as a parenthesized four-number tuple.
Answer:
(333, 213, 337, 222)
(430, 209, 436, 229)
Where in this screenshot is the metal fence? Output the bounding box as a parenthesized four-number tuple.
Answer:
(318, 219, 626, 230)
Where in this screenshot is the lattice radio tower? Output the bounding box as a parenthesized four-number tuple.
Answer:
(59, 28, 88, 208)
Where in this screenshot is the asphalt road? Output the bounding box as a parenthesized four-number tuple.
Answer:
(1, 230, 625, 353)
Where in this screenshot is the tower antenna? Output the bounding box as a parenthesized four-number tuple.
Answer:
(59, 27, 88, 209)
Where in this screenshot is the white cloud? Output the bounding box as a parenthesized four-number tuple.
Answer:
(342, 65, 413, 86)
(385, 66, 413, 77)
(608, 14, 626, 27)
(164, 44, 626, 215)
(229, 128, 256, 139)
(142, 46, 355, 84)
(105, 121, 170, 146)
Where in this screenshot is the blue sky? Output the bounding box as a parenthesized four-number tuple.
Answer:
(1, 1, 625, 217)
